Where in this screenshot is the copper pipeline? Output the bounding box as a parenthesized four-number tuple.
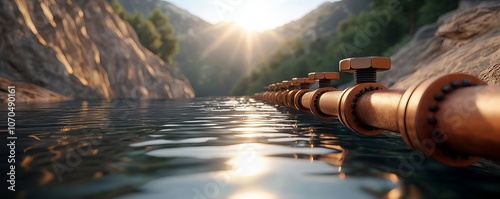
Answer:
(318, 91, 343, 117)
(435, 86, 500, 160)
(356, 90, 404, 132)
(300, 92, 313, 110)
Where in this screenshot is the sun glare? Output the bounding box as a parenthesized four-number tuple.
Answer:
(231, 1, 281, 32)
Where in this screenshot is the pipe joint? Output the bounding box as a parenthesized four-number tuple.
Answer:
(310, 87, 338, 120)
(338, 83, 388, 136)
(397, 73, 486, 167)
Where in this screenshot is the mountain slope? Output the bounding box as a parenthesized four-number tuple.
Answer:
(380, 2, 500, 88)
(118, 0, 210, 39)
(0, 0, 194, 100)
(274, 0, 370, 40)
(118, 0, 369, 96)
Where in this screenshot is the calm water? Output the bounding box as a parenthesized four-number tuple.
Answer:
(2, 97, 500, 199)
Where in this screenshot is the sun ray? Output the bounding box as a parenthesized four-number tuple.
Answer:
(244, 32, 254, 74)
(230, 30, 247, 63)
(201, 25, 238, 58)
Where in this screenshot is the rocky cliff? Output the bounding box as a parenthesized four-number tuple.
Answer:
(380, 1, 500, 88)
(0, 0, 195, 102)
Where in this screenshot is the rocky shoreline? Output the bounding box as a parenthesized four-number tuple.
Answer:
(381, 1, 500, 88)
(0, 0, 195, 102)
(0, 77, 67, 103)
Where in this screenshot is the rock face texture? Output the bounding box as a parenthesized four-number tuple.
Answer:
(379, 2, 500, 89)
(0, 77, 67, 103)
(0, 0, 195, 101)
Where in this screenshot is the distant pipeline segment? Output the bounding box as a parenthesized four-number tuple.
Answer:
(253, 57, 500, 167)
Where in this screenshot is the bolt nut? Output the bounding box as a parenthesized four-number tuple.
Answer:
(339, 57, 391, 72)
(293, 78, 305, 84)
(281, 81, 291, 87)
(297, 78, 315, 84)
(304, 79, 315, 84)
(308, 72, 340, 80)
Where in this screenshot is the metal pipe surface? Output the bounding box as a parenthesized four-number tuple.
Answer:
(301, 92, 313, 110)
(318, 91, 343, 117)
(356, 90, 403, 132)
(437, 86, 500, 160)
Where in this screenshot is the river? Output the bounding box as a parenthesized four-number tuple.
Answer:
(2, 97, 500, 198)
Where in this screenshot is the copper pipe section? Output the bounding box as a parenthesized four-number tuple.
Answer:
(285, 90, 299, 108)
(356, 90, 403, 132)
(292, 78, 315, 111)
(338, 83, 388, 136)
(307, 72, 339, 120)
(300, 91, 313, 110)
(436, 86, 500, 160)
(310, 88, 338, 120)
(252, 55, 500, 167)
(397, 73, 497, 167)
(277, 81, 291, 106)
(293, 89, 312, 112)
(318, 91, 342, 117)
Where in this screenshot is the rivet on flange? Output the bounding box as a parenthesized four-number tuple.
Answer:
(441, 85, 452, 94)
(428, 117, 438, 125)
(451, 80, 461, 89)
(434, 93, 444, 101)
(462, 79, 471, 87)
(428, 105, 439, 112)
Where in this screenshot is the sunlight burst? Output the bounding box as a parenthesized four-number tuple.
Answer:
(231, 1, 281, 32)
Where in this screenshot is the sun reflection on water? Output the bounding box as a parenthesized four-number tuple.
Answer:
(226, 144, 267, 177)
(229, 190, 277, 199)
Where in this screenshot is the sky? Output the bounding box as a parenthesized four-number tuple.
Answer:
(164, 0, 337, 31)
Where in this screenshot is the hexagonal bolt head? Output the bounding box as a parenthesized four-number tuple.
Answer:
(274, 83, 282, 90)
(281, 81, 291, 87)
(292, 78, 305, 84)
(339, 57, 391, 72)
(308, 72, 339, 88)
(303, 79, 315, 84)
(339, 57, 391, 84)
(308, 72, 340, 80)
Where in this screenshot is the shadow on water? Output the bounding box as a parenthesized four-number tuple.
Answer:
(1, 97, 500, 199)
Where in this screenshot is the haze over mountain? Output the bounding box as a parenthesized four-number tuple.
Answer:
(118, 0, 370, 96)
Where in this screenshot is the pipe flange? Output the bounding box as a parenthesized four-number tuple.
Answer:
(339, 83, 387, 136)
(398, 73, 485, 167)
(310, 87, 338, 120)
(276, 91, 286, 106)
(294, 89, 312, 112)
(286, 90, 300, 108)
(271, 92, 281, 105)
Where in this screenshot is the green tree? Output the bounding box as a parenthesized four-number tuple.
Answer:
(138, 20, 162, 52)
(232, 0, 459, 95)
(110, 1, 179, 65)
(148, 9, 179, 64)
(418, 0, 459, 25)
(111, 0, 128, 20)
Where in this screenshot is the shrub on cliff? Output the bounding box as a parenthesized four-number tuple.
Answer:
(111, 0, 178, 65)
